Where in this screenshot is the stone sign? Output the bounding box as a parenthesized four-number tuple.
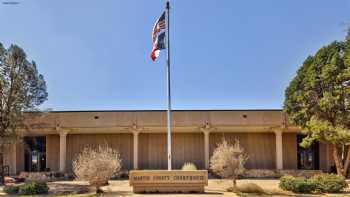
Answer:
(129, 170, 208, 193)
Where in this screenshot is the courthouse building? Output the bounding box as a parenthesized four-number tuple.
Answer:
(3, 110, 333, 175)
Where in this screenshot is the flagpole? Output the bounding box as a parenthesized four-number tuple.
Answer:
(165, 0, 172, 171)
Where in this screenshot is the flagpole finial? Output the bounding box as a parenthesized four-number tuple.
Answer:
(166, 0, 170, 9)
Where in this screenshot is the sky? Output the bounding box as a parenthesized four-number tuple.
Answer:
(0, 0, 349, 111)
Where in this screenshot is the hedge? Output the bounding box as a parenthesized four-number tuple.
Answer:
(279, 173, 348, 193)
(279, 175, 316, 193)
(311, 173, 347, 193)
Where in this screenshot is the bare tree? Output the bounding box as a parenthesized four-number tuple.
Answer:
(210, 139, 248, 191)
(73, 144, 122, 193)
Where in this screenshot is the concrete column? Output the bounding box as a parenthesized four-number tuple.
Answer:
(11, 143, 17, 175)
(274, 129, 283, 170)
(133, 131, 140, 169)
(203, 131, 210, 169)
(59, 131, 68, 172)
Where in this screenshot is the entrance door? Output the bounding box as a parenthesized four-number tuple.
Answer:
(24, 136, 46, 172)
(297, 135, 319, 170)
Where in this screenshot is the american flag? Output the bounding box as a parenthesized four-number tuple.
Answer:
(151, 11, 166, 61)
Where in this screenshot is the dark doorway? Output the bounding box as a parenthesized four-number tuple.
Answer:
(297, 135, 319, 170)
(24, 136, 46, 172)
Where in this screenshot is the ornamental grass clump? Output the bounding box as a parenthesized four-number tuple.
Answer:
(181, 162, 197, 170)
(73, 144, 122, 193)
(210, 139, 248, 191)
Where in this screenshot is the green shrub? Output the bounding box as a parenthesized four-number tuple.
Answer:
(293, 178, 317, 193)
(181, 162, 197, 170)
(3, 185, 19, 195)
(280, 174, 348, 194)
(279, 175, 316, 193)
(310, 173, 348, 193)
(18, 182, 49, 195)
(279, 175, 295, 191)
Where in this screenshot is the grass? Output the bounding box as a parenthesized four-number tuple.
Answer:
(237, 193, 273, 197)
(47, 195, 98, 197)
(6, 194, 99, 197)
(236, 193, 293, 197)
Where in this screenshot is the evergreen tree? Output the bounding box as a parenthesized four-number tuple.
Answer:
(0, 43, 48, 183)
(284, 32, 350, 176)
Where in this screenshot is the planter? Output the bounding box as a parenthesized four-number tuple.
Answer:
(129, 170, 208, 193)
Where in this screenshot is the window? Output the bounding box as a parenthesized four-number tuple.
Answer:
(297, 135, 319, 170)
(24, 136, 46, 172)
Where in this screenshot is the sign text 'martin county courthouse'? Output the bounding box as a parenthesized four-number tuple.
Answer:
(129, 170, 208, 193)
(133, 175, 205, 182)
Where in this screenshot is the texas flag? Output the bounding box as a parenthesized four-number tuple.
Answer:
(151, 11, 166, 61)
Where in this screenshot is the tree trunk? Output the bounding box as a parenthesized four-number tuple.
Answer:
(231, 176, 237, 192)
(0, 153, 3, 185)
(0, 144, 4, 185)
(333, 144, 345, 176)
(96, 186, 104, 194)
(343, 146, 350, 177)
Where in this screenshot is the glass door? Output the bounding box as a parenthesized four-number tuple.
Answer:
(297, 135, 319, 170)
(24, 136, 46, 172)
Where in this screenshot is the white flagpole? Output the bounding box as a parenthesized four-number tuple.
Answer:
(165, 0, 172, 171)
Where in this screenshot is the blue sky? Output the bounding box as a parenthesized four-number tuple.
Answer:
(0, 0, 349, 111)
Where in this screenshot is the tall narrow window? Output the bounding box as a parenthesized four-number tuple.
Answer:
(297, 135, 319, 170)
(24, 136, 46, 172)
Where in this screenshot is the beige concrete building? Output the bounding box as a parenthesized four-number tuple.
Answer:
(3, 110, 334, 175)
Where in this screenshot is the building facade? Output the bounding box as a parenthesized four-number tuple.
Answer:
(3, 110, 334, 175)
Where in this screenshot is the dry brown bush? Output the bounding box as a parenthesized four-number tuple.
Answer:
(227, 183, 265, 194)
(210, 138, 248, 191)
(228, 183, 289, 196)
(72, 144, 122, 193)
